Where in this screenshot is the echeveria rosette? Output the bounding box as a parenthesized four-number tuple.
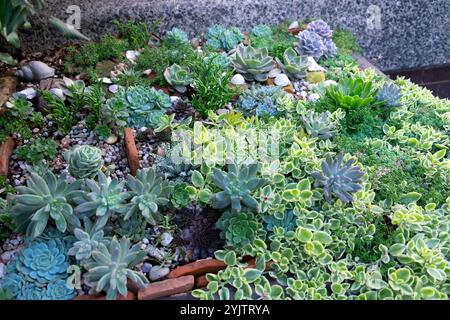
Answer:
(311, 153, 365, 203)
(165, 27, 189, 46)
(301, 110, 337, 140)
(216, 211, 264, 249)
(210, 163, 268, 213)
(238, 85, 285, 117)
(123, 168, 172, 225)
(19, 284, 48, 300)
(323, 38, 337, 58)
(68, 217, 107, 261)
(376, 82, 402, 108)
(295, 30, 326, 60)
(307, 19, 333, 39)
(83, 236, 148, 300)
(231, 44, 275, 82)
(251, 24, 273, 38)
(164, 64, 193, 93)
(205, 25, 244, 51)
(1, 273, 25, 298)
(15, 239, 69, 284)
(11, 170, 82, 238)
(73, 171, 130, 230)
(45, 279, 74, 300)
(275, 47, 309, 80)
(64, 145, 103, 179)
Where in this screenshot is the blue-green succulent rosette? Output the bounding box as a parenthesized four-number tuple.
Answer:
(0, 238, 75, 300)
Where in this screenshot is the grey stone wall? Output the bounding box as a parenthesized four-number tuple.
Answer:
(21, 0, 450, 71)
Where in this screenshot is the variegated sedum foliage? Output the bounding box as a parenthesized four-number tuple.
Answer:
(188, 69, 450, 300)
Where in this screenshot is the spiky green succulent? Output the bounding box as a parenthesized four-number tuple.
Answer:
(231, 44, 274, 82)
(275, 47, 309, 80)
(123, 168, 172, 225)
(11, 170, 81, 238)
(301, 110, 337, 140)
(164, 64, 193, 93)
(216, 211, 264, 249)
(205, 25, 244, 51)
(311, 153, 365, 203)
(210, 163, 268, 213)
(67, 217, 108, 261)
(73, 171, 129, 230)
(102, 85, 171, 129)
(64, 145, 103, 179)
(164, 27, 189, 46)
(325, 77, 379, 110)
(83, 236, 148, 300)
(376, 82, 402, 108)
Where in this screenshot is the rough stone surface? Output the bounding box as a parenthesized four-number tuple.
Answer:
(21, 0, 450, 71)
(138, 275, 194, 300)
(167, 259, 227, 279)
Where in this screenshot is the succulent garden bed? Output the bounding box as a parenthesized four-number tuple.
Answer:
(0, 11, 449, 301)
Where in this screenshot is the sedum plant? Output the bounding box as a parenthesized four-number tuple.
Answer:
(210, 163, 268, 213)
(73, 171, 129, 230)
(231, 44, 274, 82)
(123, 168, 172, 225)
(301, 110, 337, 140)
(205, 25, 244, 51)
(311, 153, 365, 203)
(83, 236, 148, 300)
(164, 64, 193, 93)
(11, 170, 81, 238)
(64, 145, 103, 179)
(275, 47, 309, 80)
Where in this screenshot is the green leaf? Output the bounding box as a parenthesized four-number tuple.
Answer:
(191, 170, 205, 188)
(243, 269, 262, 283)
(399, 192, 422, 204)
(389, 244, 405, 256)
(0, 53, 17, 65)
(198, 188, 212, 203)
(313, 231, 332, 245)
(224, 251, 236, 266)
(296, 227, 313, 243)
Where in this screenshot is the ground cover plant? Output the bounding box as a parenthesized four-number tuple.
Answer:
(0, 17, 448, 301)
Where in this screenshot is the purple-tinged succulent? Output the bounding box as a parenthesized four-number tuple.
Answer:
(295, 30, 326, 60)
(311, 153, 365, 203)
(307, 19, 333, 39)
(323, 38, 337, 58)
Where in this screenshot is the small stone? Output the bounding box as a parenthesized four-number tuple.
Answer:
(146, 245, 166, 261)
(13, 87, 37, 100)
(142, 262, 152, 274)
(108, 84, 119, 93)
(268, 68, 281, 78)
(288, 21, 299, 30)
(170, 96, 181, 103)
(49, 88, 65, 100)
(0, 263, 5, 279)
(230, 74, 245, 86)
(138, 276, 194, 300)
(60, 136, 71, 149)
(307, 57, 327, 72)
(160, 232, 173, 247)
(105, 134, 118, 145)
(274, 74, 291, 87)
(140, 244, 147, 250)
(32, 128, 40, 134)
(101, 77, 112, 84)
(308, 93, 321, 102)
(142, 238, 149, 245)
(191, 38, 200, 49)
(300, 91, 308, 99)
(1, 251, 13, 264)
(126, 50, 140, 62)
(156, 147, 165, 157)
(149, 265, 170, 281)
(323, 80, 338, 88)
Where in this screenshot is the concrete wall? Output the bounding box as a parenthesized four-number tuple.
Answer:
(21, 0, 450, 71)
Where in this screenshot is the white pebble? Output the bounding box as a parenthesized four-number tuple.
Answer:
(1, 251, 13, 263)
(142, 238, 150, 245)
(308, 93, 321, 102)
(274, 74, 291, 87)
(230, 74, 245, 85)
(160, 232, 173, 247)
(268, 68, 281, 78)
(149, 266, 170, 281)
(0, 263, 5, 279)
